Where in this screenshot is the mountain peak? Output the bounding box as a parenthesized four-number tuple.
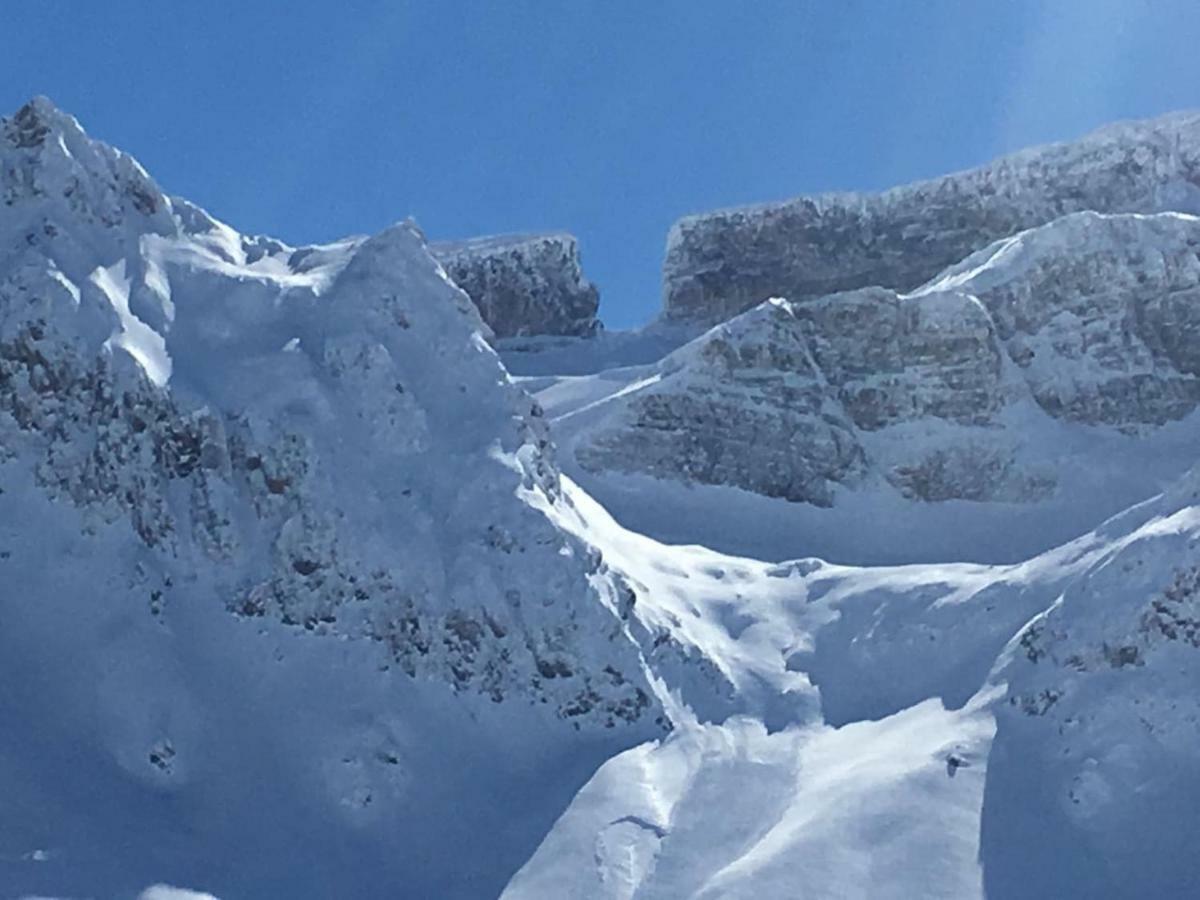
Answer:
(1, 95, 175, 256)
(4, 95, 85, 149)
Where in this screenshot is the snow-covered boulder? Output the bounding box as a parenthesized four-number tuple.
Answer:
(432, 232, 601, 338)
(662, 110, 1200, 325)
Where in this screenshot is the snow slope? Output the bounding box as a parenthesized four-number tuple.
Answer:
(506, 471, 1200, 899)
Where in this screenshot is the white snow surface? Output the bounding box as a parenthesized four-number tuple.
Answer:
(5, 97, 1200, 900)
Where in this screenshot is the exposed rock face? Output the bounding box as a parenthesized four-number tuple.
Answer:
(663, 111, 1200, 325)
(575, 290, 1020, 505)
(571, 212, 1200, 506)
(576, 299, 867, 505)
(795, 286, 1004, 430)
(432, 232, 600, 338)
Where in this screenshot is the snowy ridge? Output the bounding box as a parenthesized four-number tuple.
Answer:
(0, 97, 652, 728)
(663, 108, 1200, 324)
(505, 469, 1200, 898)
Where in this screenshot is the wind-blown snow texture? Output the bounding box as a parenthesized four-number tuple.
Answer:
(6, 97, 1200, 900)
(508, 474, 1200, 899)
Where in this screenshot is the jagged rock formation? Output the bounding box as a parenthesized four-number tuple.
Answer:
(568, 211, 1200, 506)
(432, 233, 600, 338)
(662, 110, 1200, 325)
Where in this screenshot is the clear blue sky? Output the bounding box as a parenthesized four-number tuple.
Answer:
(4, 1, 1200, 328)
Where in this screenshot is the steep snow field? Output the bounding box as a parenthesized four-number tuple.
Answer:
(507, 473, 1200, 898)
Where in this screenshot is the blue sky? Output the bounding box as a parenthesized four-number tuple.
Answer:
(4, 1, 1200, 328)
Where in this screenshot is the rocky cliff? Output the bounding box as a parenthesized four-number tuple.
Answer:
(432, 232, 600, 338)
(568, 211, 1200, 509)
(916, 210, 1200, 426)
(662, 111, 1200, 325)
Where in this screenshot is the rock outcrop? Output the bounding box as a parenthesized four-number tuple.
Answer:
(432, 232, 601, 338)
(662, 111, 1200, 325)
(574, 291, 1032, 505)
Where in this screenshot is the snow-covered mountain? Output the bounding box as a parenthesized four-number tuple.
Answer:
(0, 97, 659, 899)
(6, 95, 1200, 900)
(662, 110, 1200, 325)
